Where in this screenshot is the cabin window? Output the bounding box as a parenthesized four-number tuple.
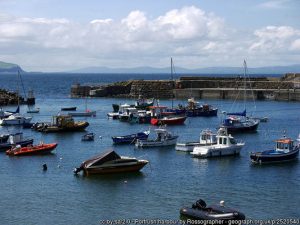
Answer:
(219, 138, 222, 144)
(223, 138, 227, 145)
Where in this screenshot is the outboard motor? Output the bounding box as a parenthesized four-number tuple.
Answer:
(73, 166, 83, 175)
(192, 199, 206, 209)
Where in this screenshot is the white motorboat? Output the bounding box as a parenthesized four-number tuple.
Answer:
(135, 127, 178, 148)
(0, 114, 32, 126)
(176, 129, 217, 152)
(191, 127, 244, 158)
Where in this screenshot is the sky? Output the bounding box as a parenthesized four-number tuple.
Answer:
(0, 0, 300, 72)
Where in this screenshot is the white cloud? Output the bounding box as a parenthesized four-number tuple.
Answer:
(0, 6, 299, 71)
(249, 26, 300, 52)
(258, 0, 290, 9)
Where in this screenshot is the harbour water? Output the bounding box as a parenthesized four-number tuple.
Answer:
(0, 73, 299, 224)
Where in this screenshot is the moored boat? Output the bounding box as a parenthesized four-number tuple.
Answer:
(180, 199, 245, 222)
(81, 133, 95, 141)
(68, 110, 96, 117)
(191, 127, 244, 158)
(73, 150, 148, 175)
(112, 131, 150, 144)
(6, 143, 58, 156)
(186, 98, 218, 117)
(27, 107, 40, 113)
(61, 107, 77, 111)
(176, 129, 217, 152)
(135, 127, 178, 148)
(0, 133, 34, 152)
(151, 116, 187, 126)
(250, 135, 300, 164)
(0, 114, 32, 126)
(37, 115, 89, 133)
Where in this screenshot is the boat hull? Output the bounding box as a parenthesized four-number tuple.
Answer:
(0, 117, 32, 126)
(222, 122, 259, 133)
(112, 132, 149, 144)
(68, 111, 96, 117)
(187, 108, 218, 117)
(175, 142, 201, 152)
(191, 145, 243, 158)
(6, 143, 58, 156)
(84, 162, 148, 175)
(250, 148, 299, 164)
(61, 107, 77, 111)
(136, 136, 178, 148)
(151, 117, 186, 126)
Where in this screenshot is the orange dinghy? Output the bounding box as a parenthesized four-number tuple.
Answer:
(6, 143, 58, 156)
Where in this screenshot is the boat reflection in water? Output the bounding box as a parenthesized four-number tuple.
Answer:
(74, 150, 148, 175)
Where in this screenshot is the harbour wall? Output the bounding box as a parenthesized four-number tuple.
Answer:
(71, 73, 300, 101)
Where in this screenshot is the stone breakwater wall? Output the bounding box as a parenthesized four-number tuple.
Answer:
(0, 89, 25, 105)
(70, 73, 300, 101)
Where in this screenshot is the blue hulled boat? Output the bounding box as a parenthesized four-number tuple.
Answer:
(250, 135, 299, 164)
(186, 98, 218, 117)
(221, 110, 259, 133)
(0, 133, 34, 152)
(112, 131, 150, 144)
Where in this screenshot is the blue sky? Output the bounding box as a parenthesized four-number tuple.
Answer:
(0, 0, 300, 71)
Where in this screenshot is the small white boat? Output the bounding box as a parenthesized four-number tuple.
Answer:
(27, 107, 40, 113)
(0, 114, 32, 126)
(107, 112, 119, 119)
(68, 110, 96, 117)
(176, 129, 217, 152)
(191, 127, 244, 158)
(135, 127, 178, 148)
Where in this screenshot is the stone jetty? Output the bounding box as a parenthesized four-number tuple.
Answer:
(71, 73, 300, 101)
(0, 89, 25, 105)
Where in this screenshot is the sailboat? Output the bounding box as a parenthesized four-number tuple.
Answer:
(151, 58, 186, 125)
(220, 60, 260, 133)
(68, 98, 96, 117)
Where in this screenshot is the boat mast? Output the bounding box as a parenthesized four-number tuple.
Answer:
(171, 57, 174, 109)
(243, 60, 247, 113)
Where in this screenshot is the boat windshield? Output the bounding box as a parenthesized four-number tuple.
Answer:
(229, 138, 236, 144)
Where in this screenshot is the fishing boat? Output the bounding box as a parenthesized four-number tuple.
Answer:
(128, 110, 152, 124)
(6, 143, 58, 156)
(0, 133, 33, 152)
(112, 131, 150, 144)
(191, 127, 244, 158)
(186, 98, 218, 117)
(134, 96, 155, 110)
(73, 150, 149, 175)
(176, 129, 217, 152)
(27, 107, 40, 113)
(119, 107, 138, 122)
(135, 127, 178, 148)
(61, 107, 77, 111)
(0, 114, 32, 126)
(180, 199, 245, 222)
(250, 135, 300, 164)
(38, 115, 89, 133)
(81, 133, 95, 141)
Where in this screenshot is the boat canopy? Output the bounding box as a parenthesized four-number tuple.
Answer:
(85, 150, 121, 167)
(227, 109, 246, 117)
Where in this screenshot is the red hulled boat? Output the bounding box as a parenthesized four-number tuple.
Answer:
(151, 116, 187, 125)
(6, 143, 58, 156)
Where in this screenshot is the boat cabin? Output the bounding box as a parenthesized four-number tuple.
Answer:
(9, 133, 24, 144)
(53, 115, 75, 127)
(275, 138, 294, 152)
(216, 128, 237, 146)
(199, 130, 217, 145)
(149, 106, 168, 117)
(154, 128, 172, 141)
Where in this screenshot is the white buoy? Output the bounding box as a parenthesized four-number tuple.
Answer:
(220, 200, 225, 206)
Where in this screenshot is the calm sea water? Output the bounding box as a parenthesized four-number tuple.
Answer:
(0, 73, 299, 225)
